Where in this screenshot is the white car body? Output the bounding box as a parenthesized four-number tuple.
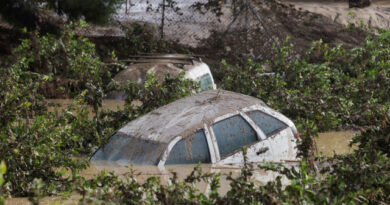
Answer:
(109, 54, 216, 99)
(92, 90, 298, 167)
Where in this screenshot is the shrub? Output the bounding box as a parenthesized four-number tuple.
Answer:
(219, 32, 390, 132)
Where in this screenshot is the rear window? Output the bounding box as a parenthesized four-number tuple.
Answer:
(91, 135, 166, 165)
(165, 130, 211, 164)
(200, 73, 213, 91)
(246, 111, 287, 136)
(212, 115, 258, 158)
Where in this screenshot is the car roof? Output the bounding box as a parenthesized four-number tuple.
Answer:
(113, 63, 182, 85)
(113, 54, 207, 85)
(116, 89, 268, 144)
(122, 54, 204, 65)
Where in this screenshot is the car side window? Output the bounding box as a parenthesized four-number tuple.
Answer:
(212, 115, 258, 159)
(246, 111, 288, 136)
(200, 73, 213, 91)
(165, 130, 211, 164)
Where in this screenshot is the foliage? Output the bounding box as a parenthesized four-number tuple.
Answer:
(0, 162, 5, 205)
(0, 22, 199, 197)
(99, 72, 199, 139)
(352, 114, 390, 157)
(73, 148, 272, 204)
(92, 22, 189, 60)
(1, 18, 390, 204)
(219, 32, 390, 132)
(7, 22, 111, 153)
(72, 119, 390, 204)
(0, 58, 89, 196)
(14, 22, 109, 96)
(0, 0, 123, 29)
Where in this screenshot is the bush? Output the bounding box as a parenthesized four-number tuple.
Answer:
(0, 162, 5, 205)
(0, 22, 199, 197)
(219, 32, 390, 132)
(0, 55, 89, 196)
(74, 123, 390, 204)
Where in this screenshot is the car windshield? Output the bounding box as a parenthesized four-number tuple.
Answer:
(200, 73, 213, 91)
(91, 135, 166, 165)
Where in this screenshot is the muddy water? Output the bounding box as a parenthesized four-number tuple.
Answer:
(317, 131, 358, 156)
(6, 100, 358, 204)
(5, 131, 357, 204)
(47, 99, 358, 156)
(5, 195, 81, 205)
(5, 163, 286, 205)
(47, 99, 125, 118)
(48, 99, 125, 110)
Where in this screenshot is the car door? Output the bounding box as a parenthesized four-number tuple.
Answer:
(244, 109, 297, 162)
(159, 129, 213, 165)
(210, 110, 295, 166)
(207, 112, 268, 166)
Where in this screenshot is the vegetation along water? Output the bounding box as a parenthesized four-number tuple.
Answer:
(0, 3, 390, 204)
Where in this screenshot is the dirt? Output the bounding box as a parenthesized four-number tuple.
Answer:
(287, 0, 390, 30)
(195, 0, 370, 71)
(1, 0, 386, 89)
(115, 89, 267, 144)
(316, 131, 358, 156)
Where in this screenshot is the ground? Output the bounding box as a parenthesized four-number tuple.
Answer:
(1, 0, 389, 88)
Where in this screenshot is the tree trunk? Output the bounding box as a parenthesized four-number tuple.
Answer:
(349, 0, 371, 8)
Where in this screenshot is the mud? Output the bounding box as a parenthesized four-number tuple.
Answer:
(116, 89, 267, 143)
(4, 163, 286, 204)
(47, 99, 125, 118)
(5, 128, 357, 204)
(113, 63, 182, 85)
(287, 0, 390, 30)
(316, 130, 358, 156)
(196, 0, 368, 69)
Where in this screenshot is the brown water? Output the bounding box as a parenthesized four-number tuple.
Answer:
(47, 99, 125, 118)
(48, 99, 125, 111)
(48, 99, 358, 157)
(6, 99, 358, 204)
(316, 131, 358, 156)
(5, 131, 358, 204)
(4, 163, 286, 205)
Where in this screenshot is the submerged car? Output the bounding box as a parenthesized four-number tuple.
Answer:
(109, 54, 217, 99)
(91, 90, 299, 166)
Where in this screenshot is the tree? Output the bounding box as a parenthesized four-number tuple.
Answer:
(0, 0, 124, 30)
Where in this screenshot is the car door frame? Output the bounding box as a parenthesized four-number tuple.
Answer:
(206, 110, 268, 163)
(158, 125, 218, 167)
(241, 105, 297, 163)
(158, 104, 296, 166)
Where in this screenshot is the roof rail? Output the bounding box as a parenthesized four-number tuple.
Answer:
(120, 54, 204, 65)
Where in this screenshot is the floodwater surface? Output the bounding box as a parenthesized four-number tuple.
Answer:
(5, 100, 359, 204)
(316, 131, 358, 156)
(47, 99, 125, 118)
(48, 99, 125, 111)
(48, 98, 358, 157)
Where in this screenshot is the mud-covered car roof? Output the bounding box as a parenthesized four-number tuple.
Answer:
(116, 89, 267, 144)
(113, 54, 205, 85)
